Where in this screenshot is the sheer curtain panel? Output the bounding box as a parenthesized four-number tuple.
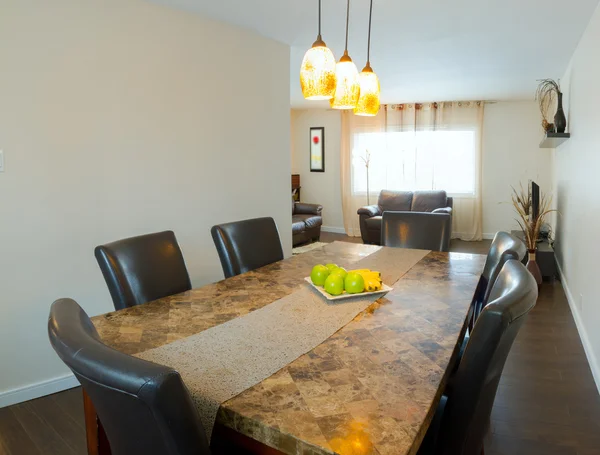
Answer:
(340, 102, 484, 241)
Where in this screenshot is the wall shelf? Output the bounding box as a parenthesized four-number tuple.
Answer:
(539, 132, 570, 148)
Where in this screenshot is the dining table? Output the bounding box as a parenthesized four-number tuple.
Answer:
(87, 241, 486, 455)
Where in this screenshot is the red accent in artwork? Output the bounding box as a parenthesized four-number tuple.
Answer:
(313, 136, 320, 145)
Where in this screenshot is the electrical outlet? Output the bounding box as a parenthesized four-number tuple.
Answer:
(579, 293, 584, 312)
(0, 150, 4, 172)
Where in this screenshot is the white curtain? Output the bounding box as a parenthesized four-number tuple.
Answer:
(340, 102, 484, 241)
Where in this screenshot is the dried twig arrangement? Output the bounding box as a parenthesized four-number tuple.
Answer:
(511, 184, 556, 250)
(535, 79, 561, 130)
(361, 149, 371, 205)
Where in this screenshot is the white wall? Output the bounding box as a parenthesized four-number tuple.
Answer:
(291, 109, 344, 232)
(553, 2, 600, 390)
(291, 102, 551, 237)
(482, 101, 554, 236)
(0, 0, 291, 405)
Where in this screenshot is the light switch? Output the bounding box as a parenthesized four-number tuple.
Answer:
(0, 150, 3, 172)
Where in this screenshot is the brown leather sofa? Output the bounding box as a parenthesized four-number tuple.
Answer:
(357, 190, 453, 245)
(292, 199, 323, 246)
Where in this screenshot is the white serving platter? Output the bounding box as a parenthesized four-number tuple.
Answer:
(304, 277, 393, 301)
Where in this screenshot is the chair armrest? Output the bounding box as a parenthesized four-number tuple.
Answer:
(294, 202, 323, 216)
(357, 205, 381, 217)
(432, 207, 453, 215)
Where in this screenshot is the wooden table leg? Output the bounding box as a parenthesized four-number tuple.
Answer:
(83, 389, 111, 455)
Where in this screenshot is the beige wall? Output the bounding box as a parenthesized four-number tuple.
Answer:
(291, 109, 344, 232)
(481, 102, 554, 235)
(553, 3, 600, 389)
(291, 102, 551, 238)
(0, 0, 291, 405)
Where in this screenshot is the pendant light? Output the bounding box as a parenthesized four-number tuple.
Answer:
(300, 0, 337, 100)
(330, 0, 360, 110)
(354, 0, 381, 116)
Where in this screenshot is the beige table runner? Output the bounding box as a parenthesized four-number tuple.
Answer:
(137, 246, 429, 439)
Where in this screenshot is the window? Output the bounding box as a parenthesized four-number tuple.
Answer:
(351, 129, 477, 197)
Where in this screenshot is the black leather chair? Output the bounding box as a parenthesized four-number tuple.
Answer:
(472, 231, 527, 324)
(211, 217, 284, 278)
(48, 298, 211, 455)
(95, 231, 191, 311)
(418, 260, 538, 455)
(381, 211, 452, 252)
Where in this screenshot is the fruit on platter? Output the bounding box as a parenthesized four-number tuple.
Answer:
(350, 269, 383, 292)
(310, 264, 330, 286)
(330, 267, 348, 280)
(324, 274, 345, 296)
(344, 272, 365, 294)
(310, 265, 383, 295)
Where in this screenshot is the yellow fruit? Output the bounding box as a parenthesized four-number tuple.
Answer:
(349, 269, 371, 274)
(361, 274, 383, 291)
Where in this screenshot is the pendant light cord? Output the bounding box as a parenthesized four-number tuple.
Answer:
(367, 0, 373, 64)
(344, 0, 351, 52)
(318, 0, 322, 38)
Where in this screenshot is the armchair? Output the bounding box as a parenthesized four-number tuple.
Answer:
(292, 198, 323, 246)
(358, 190, 453, 245)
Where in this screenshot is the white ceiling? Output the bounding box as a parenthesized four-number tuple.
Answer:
(151, 0, 599, 107)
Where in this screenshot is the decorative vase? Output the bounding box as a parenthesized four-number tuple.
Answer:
(554, 92, 567, 134)
(526, 249, 543, 286)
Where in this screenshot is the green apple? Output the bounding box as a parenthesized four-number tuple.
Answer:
(310, 265, 330, 286)
(325, 263, 339, 273)
(330, 267, 348, 280)
(324, 274, 344, 296)
(345, 272, 365, 294)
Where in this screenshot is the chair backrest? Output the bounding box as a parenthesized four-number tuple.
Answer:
(381, 211, 452, 252)
(48, 299, 211, 455)
(435, 260, 538, 455)
(472, 231, 527, 322)
(211, 217, 284, 278)
(95, 231, 191, 311)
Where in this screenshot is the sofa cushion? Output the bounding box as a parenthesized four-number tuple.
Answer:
(412, 190, 448, 212)
(292, 216, 305, 234)
(293, 214, 322, 230)
(364, 215, 382, 230)
(378, 190, 413, 212)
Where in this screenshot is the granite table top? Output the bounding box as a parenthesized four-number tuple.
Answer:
(91, 242, 486, 455)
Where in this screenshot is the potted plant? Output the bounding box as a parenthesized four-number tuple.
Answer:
(535, 79, 567, 134)
(511, 184, 556, 286)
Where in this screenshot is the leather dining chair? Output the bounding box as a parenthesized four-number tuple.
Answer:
(95, 231, 191, 311)
(211, 217, 284, 278)
(381, 211, 452, 252)
(418, 259, 538, 455)
(471, 231, 527, 325)
(48, 298, 211, 455)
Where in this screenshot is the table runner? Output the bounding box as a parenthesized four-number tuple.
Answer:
(137, 247, 429, 439)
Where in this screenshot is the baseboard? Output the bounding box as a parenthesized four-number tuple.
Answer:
(556, 261, 600, 394)
(482, 233, 496, 240)
(321, 226, 347, 235)
(0, 373, 80, 408)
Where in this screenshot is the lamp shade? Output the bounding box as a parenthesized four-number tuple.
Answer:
(300, 43, 337, 100)
(354, 65, 380, 116)
(330, 53, 360, 110)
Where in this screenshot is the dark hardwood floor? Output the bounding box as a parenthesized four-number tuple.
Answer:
(1, 235, 599, 455)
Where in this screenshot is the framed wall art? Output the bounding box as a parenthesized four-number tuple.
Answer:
(309, 127, 325, 172)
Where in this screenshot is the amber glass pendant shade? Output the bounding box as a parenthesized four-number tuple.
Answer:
(330, 53, 360, 110)
(354, 64, 380, 116)
(300, 40, 337, 100)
